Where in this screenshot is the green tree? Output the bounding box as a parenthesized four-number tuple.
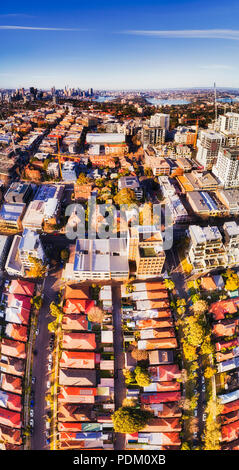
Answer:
(60, 248, 69, 262)
(114, 188, 137, 206)
(131, 348, 149, 361)
(135, 366, 151, 387)
(50, 302, 62, 318)
(164, 279, 175, 291)
(31, 295, 43, 311)
(112, 407, 152, 433)
(192, 299, 208, 315)
(27, 256, 47, 278)
(123, 369, 135, 384)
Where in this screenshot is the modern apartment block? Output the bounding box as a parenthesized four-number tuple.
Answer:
(18, 229, 46, 272)
(128, 225, 166, 278)
(142, 126, 166, 147)
(64, 238, 129, 281)
(223, 221, 239, 267)
(212, 147, 239, 189)
(196, 130, 224, 170)
(188, 225, 227, 273)
(218, 112, 239, 134)
(150, 113, 170, 130)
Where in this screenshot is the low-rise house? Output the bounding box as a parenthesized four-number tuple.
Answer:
(60, 351, 96, 369)
(0, 407, 21, 428)
(1, 339, 26, 360)
(0, 373, 22, 395)
(5, 323, 28, 342)
(0, 390, 22, 411)
(58, 387, 97, 404)
(9, 279, 35, 297)
(0, 355, 25, 377)
(62, 333, 96, 350)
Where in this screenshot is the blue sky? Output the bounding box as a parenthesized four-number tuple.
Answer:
(1, 0, 239, 90)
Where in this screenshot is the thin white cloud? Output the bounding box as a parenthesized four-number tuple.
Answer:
(122, 29, 239, 40)
(0, 25, 90, 31)
(199, 64, 234, 70)
(0, 14, 36, 18)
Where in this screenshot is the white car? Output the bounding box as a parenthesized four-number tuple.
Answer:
(29, 419, 34, 427)
(30, 409, 34, 418)
(48, 364, 52, 372)
(203, 413, 207, 421)
(46, 381, 51, 389)
(194, 409, 198, 417)
(48, 354, 53, 364)
(35, 328, 39, 335)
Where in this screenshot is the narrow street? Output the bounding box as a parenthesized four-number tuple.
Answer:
(112, 285, 126, 450)
(31, 267, 62, 450)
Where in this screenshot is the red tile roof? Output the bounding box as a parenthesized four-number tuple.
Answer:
(209, 298, 239, 321)
(60, 351, 95, 369)
(1, 339, 26, 359)
(62, 333, 96, 350)
(9, 280, 35, 297)
(141, 391, 181, 404)
(0, 407, 21, 428)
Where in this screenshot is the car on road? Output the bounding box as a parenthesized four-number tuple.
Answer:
(31, 376, 36, 385)
(30, 409, 34, 418)
(48, 363, 52, 372)
(193, 432, 198, 439)
(29, 419, 34, 427)
(46, 380, 51, 389)
(49, 342, 54, 351)
(203, 413, 207, 421)
(48, 354, 53, 364)
(193, 409, 198, 417)
(35, 328, 39, 335)
(201, 376, 205, 384)
(46, 438, 50, 445)
(202, 384, 206, 392)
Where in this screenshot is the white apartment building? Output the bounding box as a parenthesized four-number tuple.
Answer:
(223, 221, 239, 268)
(64, 238, 129, 281)
(188, 225, 227, 273)
(18, 229, 46, 272)
(196, 130, 224, 170)
(150, 113, 170, 130)
(219, 112, 239, 134)
(212, 147, 239, 189)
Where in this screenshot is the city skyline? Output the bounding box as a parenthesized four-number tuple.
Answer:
(1, 0, 239, 89)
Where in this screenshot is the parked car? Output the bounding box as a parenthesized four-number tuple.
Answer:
(30, 409, 34, 418)
(29, 419, 34, 427)
(48, 363, 52, 372)
(31, 376, 36, 385)
(202, 384, 206, 393)
(46, 381, 51, 389)
(35, 328, 39, 336)
(45, 430, 50, 438)
(48, 354, 53, 364)
(203, 413, 207, 421)
(193, 409, 198, 417)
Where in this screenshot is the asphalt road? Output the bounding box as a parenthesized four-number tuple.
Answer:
(112, 286, 126, 450)
(31, 267, 62, 450)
